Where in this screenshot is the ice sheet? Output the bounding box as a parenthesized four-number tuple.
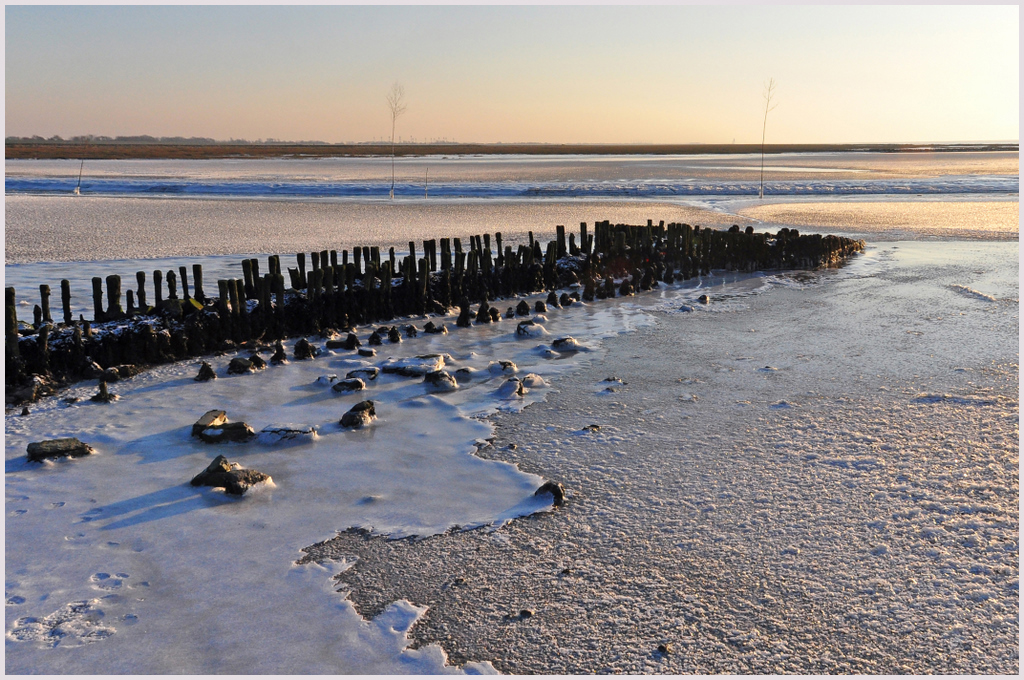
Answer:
(5, 273, 678, 673)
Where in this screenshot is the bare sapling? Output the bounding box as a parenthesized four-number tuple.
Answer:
(386, 82, 407, 199)
(759, 78, 778, 199)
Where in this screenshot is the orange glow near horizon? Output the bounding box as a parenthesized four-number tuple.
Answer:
(5, 6, 1019, 144)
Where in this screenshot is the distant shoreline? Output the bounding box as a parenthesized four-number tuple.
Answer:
(5, 141, 1018, 161)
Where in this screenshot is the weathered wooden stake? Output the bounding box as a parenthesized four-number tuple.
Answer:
(39, 284, 52, 323)
(91, 277, 104, 321)
(61, 280, 72, 325)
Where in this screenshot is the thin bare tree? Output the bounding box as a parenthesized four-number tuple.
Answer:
(386, 82, 407, 199)
(759, 78, 778, 199)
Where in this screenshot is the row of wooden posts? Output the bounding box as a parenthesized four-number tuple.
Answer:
(5, 220, 865, 393)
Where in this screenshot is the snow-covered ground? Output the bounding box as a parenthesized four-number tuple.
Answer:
(5, 272, 669, 673)
(305, 240, 1020, 674)
(6, 238, 1017, 673)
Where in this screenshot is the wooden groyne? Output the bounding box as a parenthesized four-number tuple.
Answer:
(5, 221, 864, 404)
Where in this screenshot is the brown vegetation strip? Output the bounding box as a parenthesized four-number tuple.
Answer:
(6, 142, 1017, 161)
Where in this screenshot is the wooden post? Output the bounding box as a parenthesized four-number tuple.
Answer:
(61, 280, 72, 324)
(135, 271, 148, 309)
(166, 269, 178, 299)
(192, 264, 205, 303)
(6, 287, 19, 359)
(178, 265, 191, 300)
(242, 259, 255, 298)
(297, 252, 307, 289)
(556, 225, 567, 259)
(92, 277, 104, 321)
(105, 275, 123, 317)
(39, 284, 52, 323)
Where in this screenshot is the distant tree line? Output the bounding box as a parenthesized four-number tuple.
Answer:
(4, 135, 333, 145)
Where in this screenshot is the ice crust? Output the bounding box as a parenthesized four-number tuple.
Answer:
(5, 273, 664, 673)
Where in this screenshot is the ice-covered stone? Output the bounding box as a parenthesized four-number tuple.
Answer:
(26, 438, 95, 463)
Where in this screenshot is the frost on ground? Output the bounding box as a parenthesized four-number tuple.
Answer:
(302, 241, 1019, 674)
(5, 237, 1017, 674)
(4, 273, 650, 674)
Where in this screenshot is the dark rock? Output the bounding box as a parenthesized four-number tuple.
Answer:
(475, 301, 492, 324)
(535, 300, 547, 313)
(248, 354, 267, 370)
(294, 338, 319, 360)
(516, 320, 542, 338)
(198, 421, 255, 444)
(192, 409, 227, 437)
(195, 361, 217, 381)
(325, 338, 349, 350)
(489, 360, 518, 375)
(489, 307, 501, 322)
(454, 367, 477, 382)
(346, 367, 379, 381)
(552, 337, 580, 352)
(404, 324, 419, 338)
(341, 333, 361, 350)
(89, 381, 117, 403)
(156, 298, 183, 319)
(83, 361, 105, 379)
(227, 357, 255, 374)
(698, 294, 710, 304)
(116, 364, 142, 379)
(516, 300, 531, 316)
(456, 305, 472, 328)
(332, 378, 366, 393)
(340, 400, 376, 428)
(20, 407, 30, 416)
(9, 375, 56, 405)
(257, 425, 318, 444)
(559, 293, 572, 307)
(519, 609, 534, 619)
(27, 437, 96, 462)
(387, 327, 402, 343)
(546, 291, 560, 308)
(582, 424, 601, 432)
(190, 455, 270, 495)
(368, 330, 383, 346)
(382, 355, 445, 377)
(423, 370, 458, 392)
(497, 377, 527, 399)
(657, 643, 673, 656)
(428, 299, 449, 316)
(358, 348, 376, 357)
(424, 321, 448, 335)
(270, 342, 288, 364)
(534, 481, 565, 506)
(619, 278, 634, 296)
(505, 307, 516, 319)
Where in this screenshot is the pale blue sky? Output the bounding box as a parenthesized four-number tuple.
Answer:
(5, 5, 1019, 143)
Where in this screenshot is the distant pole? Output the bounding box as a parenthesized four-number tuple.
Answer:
(74, 159, 84, 196)
(759, 78, 777, 200)
(425, 167, 428, 199)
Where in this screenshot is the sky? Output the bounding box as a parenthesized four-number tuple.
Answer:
(4, 4, 1019, 144)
